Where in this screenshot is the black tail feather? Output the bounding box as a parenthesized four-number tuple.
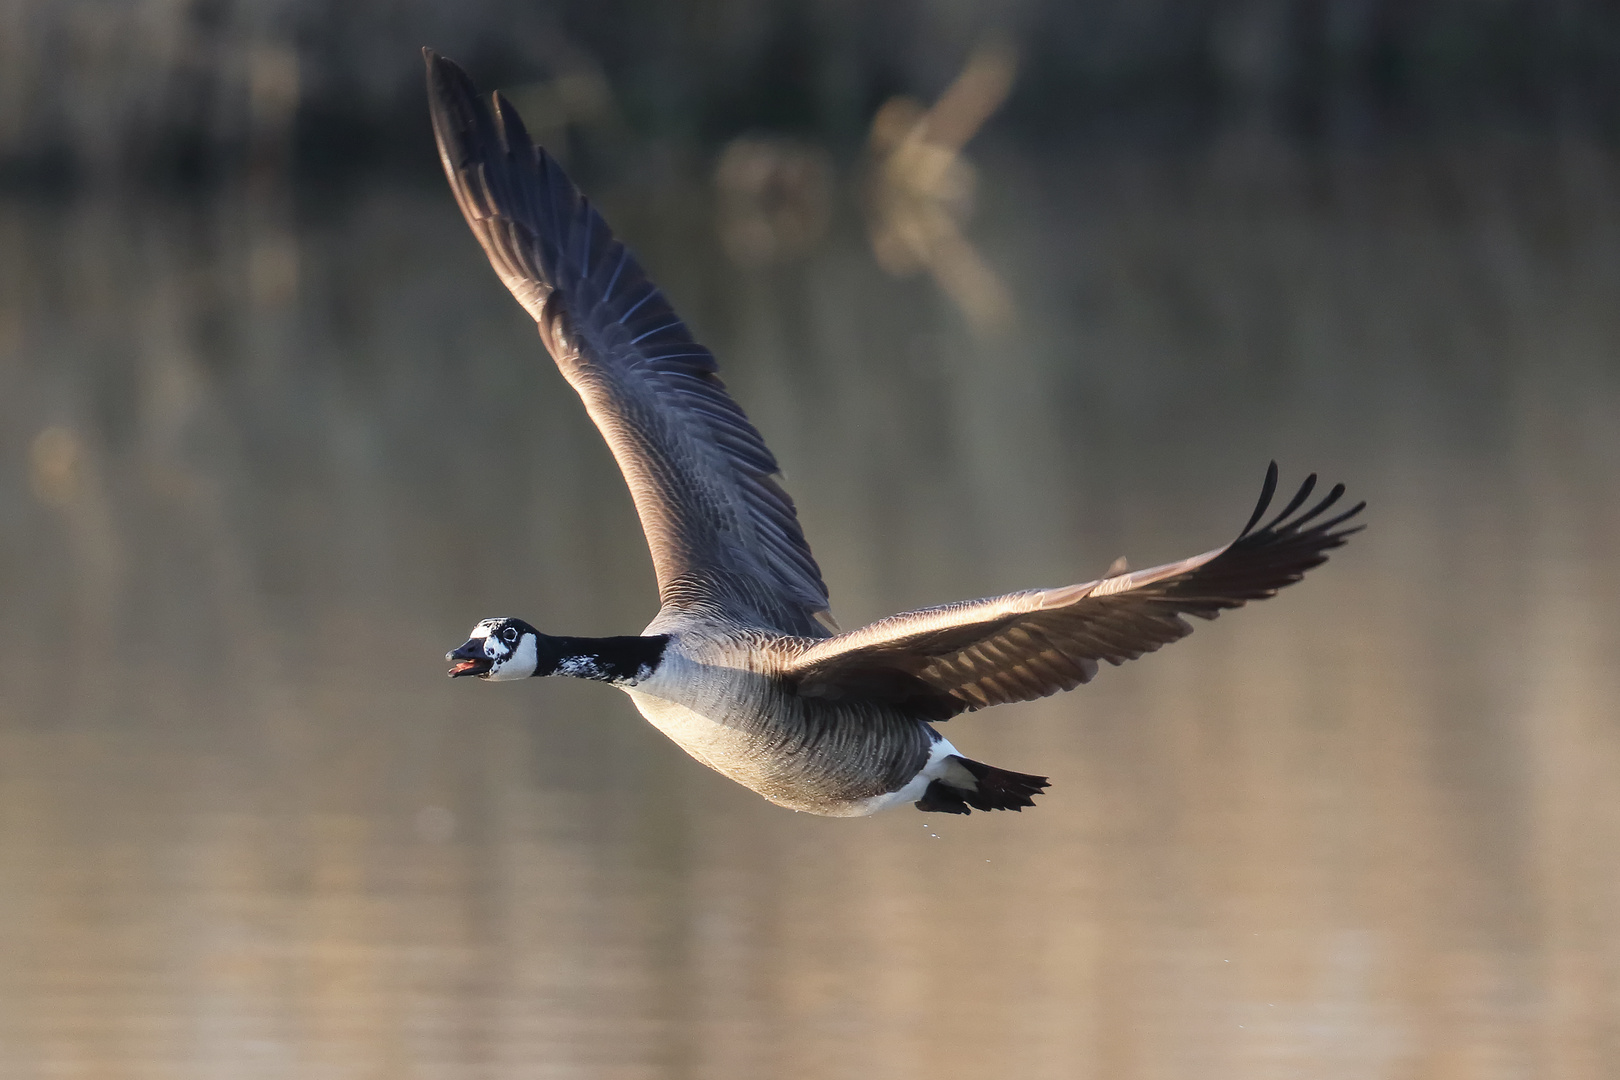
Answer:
(916, 756, 1049, 814)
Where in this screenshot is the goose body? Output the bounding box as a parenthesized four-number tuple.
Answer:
(624, 632, 944, 816)
(428, 51, 1364, 816)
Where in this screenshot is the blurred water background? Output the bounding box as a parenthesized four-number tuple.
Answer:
(2, 2, 1620, 1078)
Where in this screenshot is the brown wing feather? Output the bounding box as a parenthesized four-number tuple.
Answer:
(787, 465, 1364, 717)
(425, 51, 832, 636)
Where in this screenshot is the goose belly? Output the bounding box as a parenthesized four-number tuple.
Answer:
(622, 688, 934, 817)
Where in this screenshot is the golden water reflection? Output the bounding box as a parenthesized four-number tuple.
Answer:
(1, 139, 1617, 1078)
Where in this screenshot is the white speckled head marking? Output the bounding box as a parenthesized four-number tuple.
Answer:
(449, 620, 667, 684)
(555, 655, 604, 679)
(447, 618, 540, 680)
(485, 630, 538, 680)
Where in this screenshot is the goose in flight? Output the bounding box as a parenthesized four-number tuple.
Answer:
(428, 51, 1364, 816)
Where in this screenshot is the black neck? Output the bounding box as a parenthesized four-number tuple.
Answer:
(536, 634, 668, 684)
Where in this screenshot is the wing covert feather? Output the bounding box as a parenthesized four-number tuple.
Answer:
(425, 51, 831, 635)
(788, 465, 1364, 715)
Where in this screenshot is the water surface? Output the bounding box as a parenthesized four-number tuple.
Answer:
(1, 138, 1617, 1078)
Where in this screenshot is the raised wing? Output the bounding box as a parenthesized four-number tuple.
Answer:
(425, 51, 832, 636)
(786, 465, 1363, 719)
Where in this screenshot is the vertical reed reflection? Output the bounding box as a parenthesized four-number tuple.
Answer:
(0, 137, 1617, 1078)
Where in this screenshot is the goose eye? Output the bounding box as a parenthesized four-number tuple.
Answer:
(502, 627, 518, 642)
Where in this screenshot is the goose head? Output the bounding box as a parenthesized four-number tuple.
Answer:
(446, 617, 541, 680)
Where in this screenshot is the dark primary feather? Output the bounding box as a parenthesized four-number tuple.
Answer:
(787, 464, 1365, 717)
(424, 50, 833, 636)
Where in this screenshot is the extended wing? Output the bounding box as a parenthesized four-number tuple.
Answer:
(426, 51, 832, 636)
(786, 465, 1363, 719)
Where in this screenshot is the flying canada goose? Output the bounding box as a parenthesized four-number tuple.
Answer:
(428, 51, 1364, 816)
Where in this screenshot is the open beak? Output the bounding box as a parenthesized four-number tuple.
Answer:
(446, 639, 493, 678)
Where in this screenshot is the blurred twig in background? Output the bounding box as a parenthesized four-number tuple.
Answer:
(29, 427, 84, 508)
(865, 39, 1016, 330)
(714, 136, 833, 266)
(2, 1, 1620, 191)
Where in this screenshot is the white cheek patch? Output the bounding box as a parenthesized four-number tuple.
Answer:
(485, 633, 538, 681)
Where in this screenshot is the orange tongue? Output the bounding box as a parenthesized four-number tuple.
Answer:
(451, 660, 482, 675)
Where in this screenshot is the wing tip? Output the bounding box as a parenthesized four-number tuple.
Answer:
(1239, 461, 1281, 538)
(423, 48, 470, 103)
(425, 51, 529, 165)
(1238, 462, 1366, 541)
(424, 49, 485, 169)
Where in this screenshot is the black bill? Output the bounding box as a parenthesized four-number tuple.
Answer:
(446, 640, 493, 678)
